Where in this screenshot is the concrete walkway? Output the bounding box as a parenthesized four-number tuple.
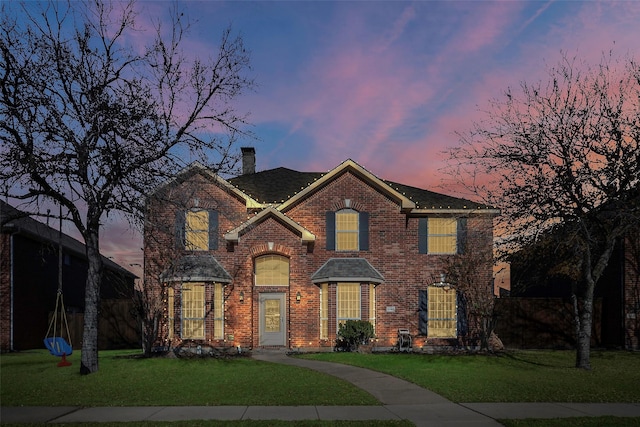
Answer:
(2, 349, 640, 426)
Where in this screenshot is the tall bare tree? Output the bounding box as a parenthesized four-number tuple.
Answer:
(0, 0, 253, 374)
(445, 51, 640, 369)
(443, 223, 496, 351)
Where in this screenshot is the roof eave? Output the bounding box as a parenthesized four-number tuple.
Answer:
(311, 276, 384, 284)
(161, 276, 232, 283)
(411, 208, 501, 215)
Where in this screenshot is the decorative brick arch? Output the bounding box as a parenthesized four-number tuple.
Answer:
(249, 243, 294, 258)
(331, 199, 365, 212)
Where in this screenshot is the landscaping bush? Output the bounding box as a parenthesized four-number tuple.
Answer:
(335, 320, 375, 351)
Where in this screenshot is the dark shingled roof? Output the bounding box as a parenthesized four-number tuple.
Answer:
(311, 258, 385, 284)
(229, 167, 322, 204)
(0, 200, 136, 278)
(229, 167, 480, 209)
(161, 255, 232, 283)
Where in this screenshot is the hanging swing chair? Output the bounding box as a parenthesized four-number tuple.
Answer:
(43, 205, 72, 367)
(44, 289, 73, 367)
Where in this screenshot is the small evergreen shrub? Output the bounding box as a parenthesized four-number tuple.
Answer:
(335, 320, 375, 352)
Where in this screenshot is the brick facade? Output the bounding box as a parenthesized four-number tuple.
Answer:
(144, 159, 498, 351)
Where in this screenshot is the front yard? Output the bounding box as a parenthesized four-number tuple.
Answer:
(0, 350, 376, 406)
(299, 349, 640, 403)
(1, 349, 639, 407)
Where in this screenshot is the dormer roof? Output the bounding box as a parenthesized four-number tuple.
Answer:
(224, 206, 315, 243)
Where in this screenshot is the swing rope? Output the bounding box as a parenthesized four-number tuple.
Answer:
(44, 289, 72, 350)
(43, 204, 72, 363)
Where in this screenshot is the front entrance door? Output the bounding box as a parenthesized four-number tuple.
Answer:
(259, 293, 286, 346)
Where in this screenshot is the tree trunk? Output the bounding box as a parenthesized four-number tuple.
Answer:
(574, 235, 618, 370)
(575, 290, 594, 370)
(80, 229, 103, 375)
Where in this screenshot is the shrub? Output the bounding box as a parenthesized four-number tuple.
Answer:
(335, 320, 375, 352)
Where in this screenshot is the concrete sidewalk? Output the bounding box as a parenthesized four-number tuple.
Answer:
(2, 350, 639, 425)
(3, 403, 640, 425)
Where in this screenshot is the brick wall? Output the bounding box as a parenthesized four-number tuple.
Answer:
(145, 167, 496, 351)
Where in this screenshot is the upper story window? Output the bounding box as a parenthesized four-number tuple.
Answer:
(186, 210, 209, 250)
(326, 210, 369, 251)
(255, 254, 290, 286)
(336, 209, 359, 250)
(418, 217, 467, 255)
(176, 209, 218, 251)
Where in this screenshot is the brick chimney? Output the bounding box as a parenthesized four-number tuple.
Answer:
(241, 147, 256, 175)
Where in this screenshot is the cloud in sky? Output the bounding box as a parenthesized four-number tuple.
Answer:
(19, 1, 640, 270)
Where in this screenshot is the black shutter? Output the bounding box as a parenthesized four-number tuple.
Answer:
(326, 212, 335, 250)
(456, 291, 468, 337)
(457, 218, 467, 255)
(418, 289, 428, 335)
(175, 210, 185, 249)
(359, 212, 369, 251)
(208, 210, 218, 250)
(418, 218, 428, 254)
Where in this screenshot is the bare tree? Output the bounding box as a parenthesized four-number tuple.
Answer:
(443, 224, 496, 351)
(0, 0, 253, 374)
(445, 51, 640, 369)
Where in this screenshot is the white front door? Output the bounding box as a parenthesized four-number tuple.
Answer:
(259, 293, 286, 346)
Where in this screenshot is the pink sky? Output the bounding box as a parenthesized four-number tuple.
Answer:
(45, 1, 640, 277)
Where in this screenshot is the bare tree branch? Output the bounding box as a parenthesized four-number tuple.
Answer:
(0, 0, 254, 374)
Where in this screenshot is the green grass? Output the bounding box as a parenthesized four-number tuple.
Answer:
(298, 350, 640, 403)
(0, 350, 378, 406)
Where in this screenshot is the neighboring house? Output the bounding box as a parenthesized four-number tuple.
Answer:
(0, 200, 138, 351)
(144, 148, 499, 351)
(497, 228, 639, 350)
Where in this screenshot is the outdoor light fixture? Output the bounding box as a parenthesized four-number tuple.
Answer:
(440, 273, 446, 284)
(239, 291, 244, 303)
(296, 291, 301, 303)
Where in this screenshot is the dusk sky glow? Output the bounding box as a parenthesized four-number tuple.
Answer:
(19, 1, 640, 276)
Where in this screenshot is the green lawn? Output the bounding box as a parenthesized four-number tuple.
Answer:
(2, 349, 640, 427)
(0, 350, 377, 406)
(298, 350, 640, 403)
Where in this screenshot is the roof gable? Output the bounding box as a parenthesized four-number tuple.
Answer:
(151, 162, 262, 209)
(224, 206, 315, 243)
(277, 159, 416, 212)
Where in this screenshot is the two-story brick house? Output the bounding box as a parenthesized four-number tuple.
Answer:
(144, 148, 498, 351)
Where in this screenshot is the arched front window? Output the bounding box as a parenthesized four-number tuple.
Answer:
(255, 255, 290, 286)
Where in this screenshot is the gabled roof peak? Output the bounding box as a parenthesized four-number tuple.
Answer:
(224, 206, 315, 243)
(276, 158, 416, 212)
(150, 161, 262, 209)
